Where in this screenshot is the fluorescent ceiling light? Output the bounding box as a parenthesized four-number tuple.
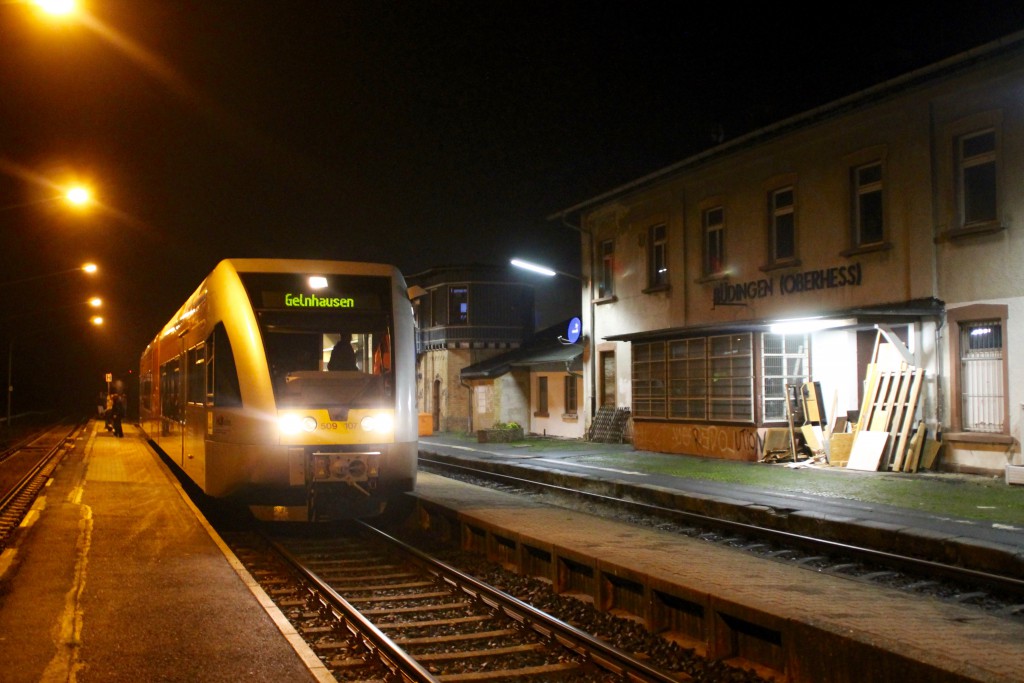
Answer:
(769, 317, 856, 334)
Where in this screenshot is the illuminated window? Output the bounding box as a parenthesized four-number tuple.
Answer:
(648, 223, 668, 288)
(769, 187, 795, 262)
(958, 130, 997, 228)
(703, 207, 725, 276)
(449, 286, 469, 324)
(762, 334, 809, 422)
(852, 163, 884, 246)
(959, 321, 1004, 433)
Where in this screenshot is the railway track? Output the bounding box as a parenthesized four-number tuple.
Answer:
(223, 522, 723, 682)
(0, 421, 84, 549)
(419, 456, 1024, 621)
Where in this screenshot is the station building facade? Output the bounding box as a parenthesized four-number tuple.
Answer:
(559, 32, 1024, 475)
(408, 265, 535, 433)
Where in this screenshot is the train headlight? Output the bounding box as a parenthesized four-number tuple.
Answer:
(280, 415, 318, 435)
(360, 414, 393, 434)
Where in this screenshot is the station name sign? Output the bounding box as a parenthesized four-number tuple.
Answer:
(713, 263, 862, 306)
(284, 293, 356, 308)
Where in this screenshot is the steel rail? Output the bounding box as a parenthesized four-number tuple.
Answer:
(0, 423, 55, 464)
(0, 422, 82, 530)
(264, 533, 441, 683)
(419, 456, 1024, 601)
(356, 520, 682, 683)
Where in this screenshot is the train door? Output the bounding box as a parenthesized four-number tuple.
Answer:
(159, 356, 183, 462)
(183, 342, 207, 489)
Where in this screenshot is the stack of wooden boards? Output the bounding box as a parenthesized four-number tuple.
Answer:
(847, 361, 939, 472)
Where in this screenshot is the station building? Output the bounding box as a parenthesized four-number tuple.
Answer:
(555, 31, 1024, 475)
(408, 265, 535, 433)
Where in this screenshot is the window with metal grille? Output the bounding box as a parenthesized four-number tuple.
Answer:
(633, 334, 753, 422)
(668, 338, 707, 419)
(761, 334, 809, 422)
(960, 321, 1004, 432)
(631, 342, 666, 418)
(709, 334, 753, 421)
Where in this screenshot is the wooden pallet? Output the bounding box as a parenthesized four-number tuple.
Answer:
(851, 332, 926, 471)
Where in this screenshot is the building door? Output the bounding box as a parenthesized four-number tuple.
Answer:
(432, 379, 441, 431)
(600, 351, 616, 407)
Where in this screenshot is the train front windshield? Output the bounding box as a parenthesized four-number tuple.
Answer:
(239, 273, 395, 408)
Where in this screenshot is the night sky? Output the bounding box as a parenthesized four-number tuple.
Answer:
(2, 1, 1024, 415)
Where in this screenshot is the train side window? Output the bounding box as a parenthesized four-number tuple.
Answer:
(210, 323, 242, 407)
(160, 358, 182, 422)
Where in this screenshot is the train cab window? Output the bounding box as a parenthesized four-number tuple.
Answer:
(239, 271, 395, 409)
(264, 323, 393, 408)
(208, 323, 242, 408)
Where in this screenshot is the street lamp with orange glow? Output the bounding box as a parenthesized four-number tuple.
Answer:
(0, 262, 98, 289)
(30, 0, 79, 18)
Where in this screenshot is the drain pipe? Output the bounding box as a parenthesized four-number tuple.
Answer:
(560, 212, 597, 424)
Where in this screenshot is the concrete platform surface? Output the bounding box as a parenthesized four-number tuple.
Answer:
(418, 434, 1024, 575)
(411, 471, 1024, 683)
(0, 422, 331, 683)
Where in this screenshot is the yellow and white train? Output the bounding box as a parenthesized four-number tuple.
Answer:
(139, 259, 417, 521)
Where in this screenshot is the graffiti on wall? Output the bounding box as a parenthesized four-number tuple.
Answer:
(635, 422, 759, 461)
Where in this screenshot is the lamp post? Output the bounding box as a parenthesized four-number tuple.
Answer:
(510, 257, 597, 430)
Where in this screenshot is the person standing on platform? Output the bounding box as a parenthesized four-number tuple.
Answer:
(111, 392, 125, 438)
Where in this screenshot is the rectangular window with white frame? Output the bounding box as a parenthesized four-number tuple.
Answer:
(703, 207, 725, 276)
(761, 333, 809, 422)
(959, 321, 1004, 433)
(958, 129, 997, 229)
(769, 187, 796, 263)
(852, 162, 884, 247)
(648, 223, 668, 288)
